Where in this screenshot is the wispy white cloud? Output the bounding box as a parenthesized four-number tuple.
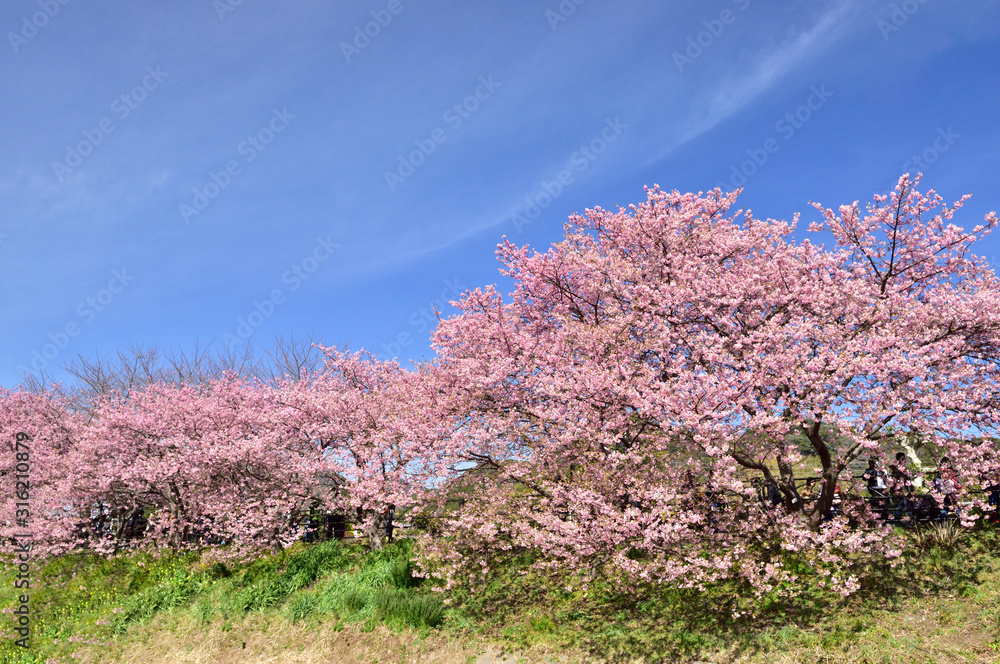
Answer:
(411, 3, 861, 259)
(647, 1, 859, 165)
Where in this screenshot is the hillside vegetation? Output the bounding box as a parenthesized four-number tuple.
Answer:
(1, 526, 999, 663)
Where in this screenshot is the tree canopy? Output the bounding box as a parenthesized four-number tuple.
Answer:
(3, 174, 999, 597)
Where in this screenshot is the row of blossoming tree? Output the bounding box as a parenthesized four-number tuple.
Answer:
(2, 175, 999, 597)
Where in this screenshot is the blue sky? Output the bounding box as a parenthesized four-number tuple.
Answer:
(1, 0, 998, 387)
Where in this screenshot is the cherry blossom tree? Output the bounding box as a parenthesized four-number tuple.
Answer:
(0, 388, 85, 556)
(278, 348, 460, 549)
(82, 376, 340, 557)
(4, 175, 998, 600)
(1, 377, 337, 559)
(420, 174, 1000, 596)
(2, 349, 459, 558)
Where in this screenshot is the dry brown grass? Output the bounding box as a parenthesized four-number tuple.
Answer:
(67, 612, 581, 664)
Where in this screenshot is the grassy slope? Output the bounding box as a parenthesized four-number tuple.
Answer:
(0, 528, 998, 663)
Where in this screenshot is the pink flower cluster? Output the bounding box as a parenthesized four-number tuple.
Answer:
(0, 350, 452, 560)
(416, 174, 1000, 596)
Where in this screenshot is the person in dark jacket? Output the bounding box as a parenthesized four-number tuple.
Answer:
(861, 457, 889, 517)
(890, 452, 914, 520)
(382, 504, 396, 543)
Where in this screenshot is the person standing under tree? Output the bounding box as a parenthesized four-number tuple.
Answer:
(890, 452, 914, 520)
(382, 503, 396, 543)
(861, 457, 889, 517)
(935, 456, 961, 521)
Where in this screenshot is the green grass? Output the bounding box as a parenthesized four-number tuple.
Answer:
(0, 538, 442, 664)
(438, 526, 1000, 662)
(1, 528, 999, 663)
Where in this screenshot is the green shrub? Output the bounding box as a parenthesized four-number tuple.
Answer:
(193, 599, 215, 624)
(224, 577, 290, 614)
(343, 587, 371, 614)
(373, 589, 444, 628)
(530, 615, 555, 633)
(285, 593, 319, 622)
(908, 521, 969, 552)
(207, 562, 231, 579)
(112, 569, 198, 633)
(389, 557, 418, 589)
